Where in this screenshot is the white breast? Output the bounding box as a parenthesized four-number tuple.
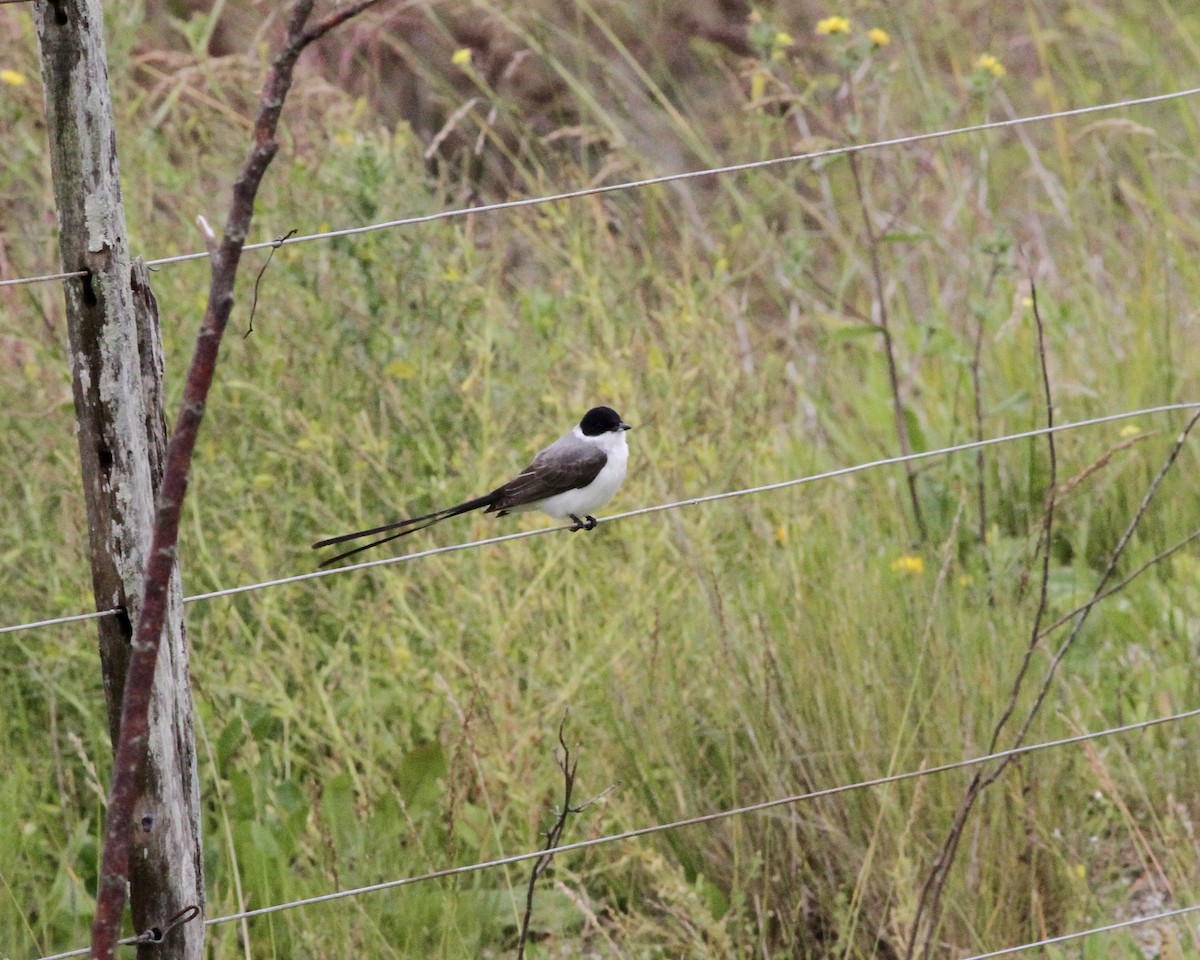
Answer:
(535, 430, 628, 519)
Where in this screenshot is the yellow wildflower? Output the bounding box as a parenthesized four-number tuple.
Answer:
(384, 358, 417, 380)
(451, 48, 472, 68)
(957, 574, 974, 587)
(975, 53, 1006, 78)
(775, 525, 788, 546)
(815, 16, 851, 36)
(769, 32, 795, 61)
(868, 28, 891, 47)
(1119, 424, 1140, 438)
(1, 69, 27, 86)
(891, 555, 925, 575)
(750, 69, 767, 102)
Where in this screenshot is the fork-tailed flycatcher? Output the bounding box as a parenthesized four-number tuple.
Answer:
(313, 405, 632, 567)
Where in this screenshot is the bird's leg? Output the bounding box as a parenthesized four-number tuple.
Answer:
(568, 514, 585, 531)
(583, 515, 597, 530)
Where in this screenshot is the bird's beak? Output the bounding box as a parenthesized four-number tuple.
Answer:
(620, 422, 632, 431)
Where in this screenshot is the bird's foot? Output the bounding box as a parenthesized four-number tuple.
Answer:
(568, 514, 598, 532)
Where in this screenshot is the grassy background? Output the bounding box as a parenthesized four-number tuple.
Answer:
(3, 0, 1200, 956)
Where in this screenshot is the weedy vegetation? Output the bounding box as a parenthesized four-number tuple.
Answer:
(1, 1, 1199, 957)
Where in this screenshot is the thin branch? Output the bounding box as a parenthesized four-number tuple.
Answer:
(985, 280, 1059, 757)
(298, 0, 385, 43)
(971, 246, 1005, 595)
(88, 2, 384, 957)
(848, 151, 927, 542)
(515, 714, 613, 960)
(906, 288, 1200, 960)
(993, 405, 1200, 766)
(906, 278, 1058, 960)
(1036, 526, 1200, 640)
(196, 214, 218, 258)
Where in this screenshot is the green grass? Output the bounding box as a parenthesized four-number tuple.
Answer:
(3, 1, 1200, 957)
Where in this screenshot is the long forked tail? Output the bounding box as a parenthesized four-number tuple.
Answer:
(313, 493, 496, 568)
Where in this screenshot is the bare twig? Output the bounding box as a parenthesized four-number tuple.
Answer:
(1052, 431, 1155, 502)
(848, 152, 927, 542)
(906, 285, 1200, 960)
(994, 405, 1200, 766)
(196, 214, 218, 258)
(905, 279, 1059, 960)
(515, 714, 614, 959)
(88, 3, 383, 957)
(1036, 526, 1200, 640)
(984, 280, 1058, 756)
(970, 245, 1006, 594)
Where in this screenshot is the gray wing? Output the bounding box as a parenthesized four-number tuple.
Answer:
(488, 441, 608, 513)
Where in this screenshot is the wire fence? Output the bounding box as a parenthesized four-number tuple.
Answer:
(3, 400, 1197, 637)
(7, 54, 1200, 960)
(959, 904, 1200, 960)
(32, 706, 1200, 960)
(3, 86, 1199, 289)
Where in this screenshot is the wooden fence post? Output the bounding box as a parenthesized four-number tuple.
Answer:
(33, 1, 204, 956)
